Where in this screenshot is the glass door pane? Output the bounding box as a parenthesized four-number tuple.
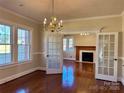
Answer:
(108, 35, 115, 76)
(98, 35, 104, 74)
(103, 35, 109, 75)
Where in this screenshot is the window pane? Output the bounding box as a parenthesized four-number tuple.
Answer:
(18, 45, 26, 62)
(63, 39, 67, 51)
(0, 24, 12, 65)
(0, 45, 11, 65)
(69, 38, 74, 51)
(18, 28, 30, 62)
(0, 24, 11, 44)
(0, 53, 6, 65)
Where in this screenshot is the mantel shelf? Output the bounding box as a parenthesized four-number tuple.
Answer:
(75, 61, 95, 64)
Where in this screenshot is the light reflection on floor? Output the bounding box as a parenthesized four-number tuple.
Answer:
(62, 66, 74, 87)
(16, 88, 29, 93)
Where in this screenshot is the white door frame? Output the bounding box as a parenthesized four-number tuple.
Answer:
(95, 32, 118, 82)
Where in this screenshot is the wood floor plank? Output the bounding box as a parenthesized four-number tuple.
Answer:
(0, 60, 124, 93)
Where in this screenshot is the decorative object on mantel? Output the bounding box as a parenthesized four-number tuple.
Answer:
(43, 0, 63, 32)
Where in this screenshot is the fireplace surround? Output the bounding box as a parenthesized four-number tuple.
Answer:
(75, 46, 96, 62)
(79, 50, 95, 62)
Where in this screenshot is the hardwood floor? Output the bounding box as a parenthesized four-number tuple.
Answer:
(0, 60, 124, 93)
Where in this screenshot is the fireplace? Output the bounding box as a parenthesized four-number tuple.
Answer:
(79, 50, 95, 62)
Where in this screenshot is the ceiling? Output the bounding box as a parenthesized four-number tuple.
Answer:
(0, 0, 124, 23)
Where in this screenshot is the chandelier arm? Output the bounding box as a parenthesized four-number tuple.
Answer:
(52, 0, 54, 16)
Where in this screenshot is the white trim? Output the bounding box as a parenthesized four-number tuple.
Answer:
(117, 77, 122, 81)
(96, 74, 117, 82)
(40, 67, 46, 71)
(32, 52, 43, 55)
(46, 69, 62, 74)
(64, 58, 75, 60)
(0, 6, 39, 24)
(61, 30, 99, 35)
(117, 77, 124, 85)
(0, 67, 41, 84)
(119, 57, 124, 61)
(0, 18, 33, 31)
(121, 78, 124, 85)
(63, 15, 121, 23)
(117, 57, 124, 85)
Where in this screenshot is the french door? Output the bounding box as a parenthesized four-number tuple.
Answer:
(46, 32, 63, 74)
(96, 32, 118, 81)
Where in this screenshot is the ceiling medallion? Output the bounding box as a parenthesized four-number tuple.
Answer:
(43, 0, 63, 32)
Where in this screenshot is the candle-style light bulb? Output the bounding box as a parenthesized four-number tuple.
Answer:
(50, 22, 52, 26)
(60, 20, 63, 24)
(43, 18, 47, 25)
(44, 18, 47, 21)
(53, 17, 57, 21)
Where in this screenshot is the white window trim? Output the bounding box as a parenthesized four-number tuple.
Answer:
(0, 19, 33, 68)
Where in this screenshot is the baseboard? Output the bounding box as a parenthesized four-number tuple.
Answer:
(117, 77, 124, 85)
(118, 77, 122, 81)
(121, 78, 124, 85)
(41, 67, 46, 71)
(0, 67, 40, 84)
(64, 58, 75, 60)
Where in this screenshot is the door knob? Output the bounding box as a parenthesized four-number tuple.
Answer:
(114, 59, 118, 61)
(46, 55, 49, 57)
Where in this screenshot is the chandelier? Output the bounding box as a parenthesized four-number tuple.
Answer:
(43, 0, 63, 32)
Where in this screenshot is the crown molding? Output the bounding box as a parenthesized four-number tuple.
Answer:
(63, 14, 121, 23)
(0, 6, 40, 24)
(61, 30, 99, 35)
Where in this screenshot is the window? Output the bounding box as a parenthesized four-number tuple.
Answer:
(0, 24, 12, 65)
(18, 28, 31, 62)
(68, 38, 74, 51)
(63, 39, 67, 51)
(0, 22, 32, 66)
(63, 37, 74, 51)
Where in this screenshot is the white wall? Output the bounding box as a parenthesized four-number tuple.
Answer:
(63, 34, 96, 60)
(74, 34, 96, 46)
